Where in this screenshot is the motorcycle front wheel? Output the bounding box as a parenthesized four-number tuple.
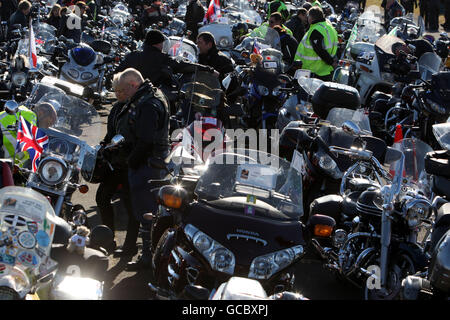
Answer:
(364, 253, 416, 300)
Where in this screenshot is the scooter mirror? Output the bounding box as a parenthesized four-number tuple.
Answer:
(4, 100, 19, 115)
(342, 121, 361, 136)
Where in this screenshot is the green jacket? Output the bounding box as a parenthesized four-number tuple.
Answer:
(294, 20, 338, 76)
(0, 106, 37, 165)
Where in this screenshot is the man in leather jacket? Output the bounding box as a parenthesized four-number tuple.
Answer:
(113, 68, 170, 271)
(197, 31, 234, 81)
(95, 75, 140, 258)
(185, 0, 205, 42)
(117, 30, 217, 88)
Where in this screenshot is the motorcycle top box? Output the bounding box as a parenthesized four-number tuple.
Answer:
(311, 82, 361, 119)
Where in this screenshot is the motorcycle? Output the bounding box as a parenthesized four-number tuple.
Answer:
(310, 128, 435, 299)
(148, 148, 335, 298)
(335, 33, 420, 107)
(370, 54, 447, 148)
(13, 79, 102, 225)
(401, 122, 450, 299)
(0, 186, 111, 300)
(58, 43, 115, 106)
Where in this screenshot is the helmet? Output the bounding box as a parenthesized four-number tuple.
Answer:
(232, 22, 248, 39)
(423, 34, 435, 44)
(436, 39, 450, 60)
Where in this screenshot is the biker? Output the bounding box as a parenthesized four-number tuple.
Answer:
(248, 12, 294, 39)
(8, 0, 31, 29)
(95, 74, 140, 258)
(294, 6, 338, 81)
(272, 25, 298, 65)
(266, 0, 290, 22)
(0, 102, 57, 165)
(185, 0, 205, 42)
(306, 0, 322, 8)
(113, 68, 171, 271)
(285, 7, 308, 43)
(58, 1, 87, 43)
(382, 0, 406, 30)
(197, 31, 234, 81)
(116, 29, 218, 114)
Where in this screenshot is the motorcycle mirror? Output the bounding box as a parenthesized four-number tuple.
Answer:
(342, 121, 361, 136)
(109, 134, 125, 147)
(4, 100, 19, 115)
(182, 285, 210, 300)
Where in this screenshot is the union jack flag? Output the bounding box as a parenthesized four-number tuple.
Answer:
(203, 0, 221, 24)
(15, 116, 49, 172)
(252, 38, 261, 55)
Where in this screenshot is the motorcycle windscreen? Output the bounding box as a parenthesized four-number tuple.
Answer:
(181, 71, 222, 114)
(326, 108, 372, 135)
(195, 149, 304, 220)
(418, 52, 442, 81)
(0, 186, 58, 299)
(164, 37, 198, 63)
(392, 138, 433, 185)
(198, 23, 233, 49)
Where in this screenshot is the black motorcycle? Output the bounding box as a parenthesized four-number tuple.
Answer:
(148, 149, 335, 298)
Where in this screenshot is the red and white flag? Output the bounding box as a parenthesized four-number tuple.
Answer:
(29, 19, 37, 69)
(203, 0, 221, 24)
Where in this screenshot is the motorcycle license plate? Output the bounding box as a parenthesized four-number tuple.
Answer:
(263, 61, 278, 69)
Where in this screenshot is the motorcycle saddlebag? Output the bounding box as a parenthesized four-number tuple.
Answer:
(425, 150, 450, 178)
(312, 82, 361, 119)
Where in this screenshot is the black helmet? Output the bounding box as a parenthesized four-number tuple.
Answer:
(232, 22, 248, 39)
(436, 39, 449, 60)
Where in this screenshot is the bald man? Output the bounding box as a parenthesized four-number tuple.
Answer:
(114, 68, 170, 271)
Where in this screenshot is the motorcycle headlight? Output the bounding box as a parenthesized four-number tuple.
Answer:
(67, 69, 79, 79)
(219, 37, 231, 48)
(314, 150, 343, 179)
(248, 246, 304, 280)
(11, 72, 27, 86)
(81, 72, 93, 80)
(37, 157, 68, 186)
(185, 224, 235, 275)
(425, 98, 447, 115)
(404, 199, 431, 228)
(257, 85, 269, 96)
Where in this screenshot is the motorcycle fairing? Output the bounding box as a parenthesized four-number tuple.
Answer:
(183, 202, 306, 266)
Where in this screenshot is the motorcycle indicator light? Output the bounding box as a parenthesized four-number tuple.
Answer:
(158, 185, 187, 209)
(78, 184, 89, 194)
(314, 224, 333, 237)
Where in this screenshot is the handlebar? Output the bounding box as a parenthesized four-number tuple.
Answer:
(329, 146, 373, 161)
